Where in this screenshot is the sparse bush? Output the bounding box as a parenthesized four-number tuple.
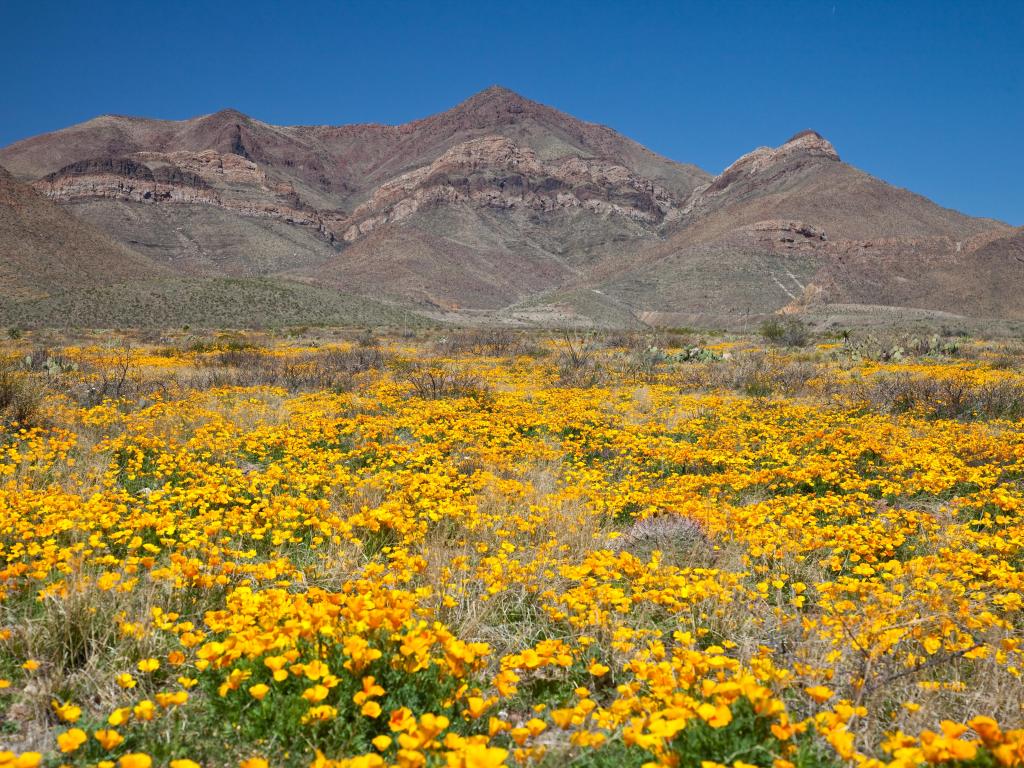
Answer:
(216, 346, 269, 368)
(760, 316, 810, 347)
(555, 329, 608, 387)
(138, 329, 168, 345)
(355, 329, 380, 348)
(82, 344, 141, 405)
(0, 360, 44, 427)
(402, 363, 488, 400)
(434, 329, 527, 357)
(856, 371, 1024, 420)
(281, 347, 385, 391)
(759, 317, 786, 343)
(194, 346, 385, 392)
(708, 352, 820, 398)
(619, 345, 668, 383)
(185, 337, 220, 354)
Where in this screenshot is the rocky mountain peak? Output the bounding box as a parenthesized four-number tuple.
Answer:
(204, 107, 252, 123)
(781, 129, 839, 159)
(690, 130, 841, 207)
(462, 85, 533, 108)
(721, 130, 839, 178)
(441, 85, 548, 128)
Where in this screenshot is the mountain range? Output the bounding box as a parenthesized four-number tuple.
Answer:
(1, 85, 1021, 328)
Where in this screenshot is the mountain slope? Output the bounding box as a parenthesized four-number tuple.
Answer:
(679, 131, 996, 240)
(798, 226, 1024, 321)
(0, 164, 167, 298)
(0, 165, 426, 328)
(583, 131, 1014, 324)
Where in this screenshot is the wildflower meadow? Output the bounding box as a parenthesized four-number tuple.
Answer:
(1, 329, 1022, 768)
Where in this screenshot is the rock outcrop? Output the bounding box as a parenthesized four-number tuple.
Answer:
(683, 130, 840, 215)
(29, 133, 684, 249)
(342, 136, 680, 242)
(33, 151, 341, 241)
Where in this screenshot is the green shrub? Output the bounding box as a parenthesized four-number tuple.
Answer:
(760, 317, 809, 347)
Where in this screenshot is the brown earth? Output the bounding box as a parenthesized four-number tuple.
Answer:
(0, 165, 167, 299)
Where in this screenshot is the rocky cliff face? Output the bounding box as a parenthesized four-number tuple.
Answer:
(28, 130, 685, 249)
(342, 136, 681, 242)
(33, 151, 342, 240)
(37, 157, 217, 204)
(683, 131, 840, 215)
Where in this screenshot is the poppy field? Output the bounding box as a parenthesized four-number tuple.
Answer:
(1, 329, 1022, 768)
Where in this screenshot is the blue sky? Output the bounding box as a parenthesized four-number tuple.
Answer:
(2, 0, 1021, 223)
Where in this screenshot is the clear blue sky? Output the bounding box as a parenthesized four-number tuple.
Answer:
(2, 0, 1021, 223)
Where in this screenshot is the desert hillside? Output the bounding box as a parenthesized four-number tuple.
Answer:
(1, 88, 1018, 328)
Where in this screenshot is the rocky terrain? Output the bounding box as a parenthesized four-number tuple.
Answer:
(1, 87, 1020, 328)
(577, 130, 1017, 326)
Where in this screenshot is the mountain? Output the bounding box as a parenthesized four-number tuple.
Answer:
(581, 131, 1018, 326)
(0, 88, 1019, 328)
(0, 86, 706, 276)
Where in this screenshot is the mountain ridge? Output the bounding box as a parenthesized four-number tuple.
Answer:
(1, 87, 1020, 328)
